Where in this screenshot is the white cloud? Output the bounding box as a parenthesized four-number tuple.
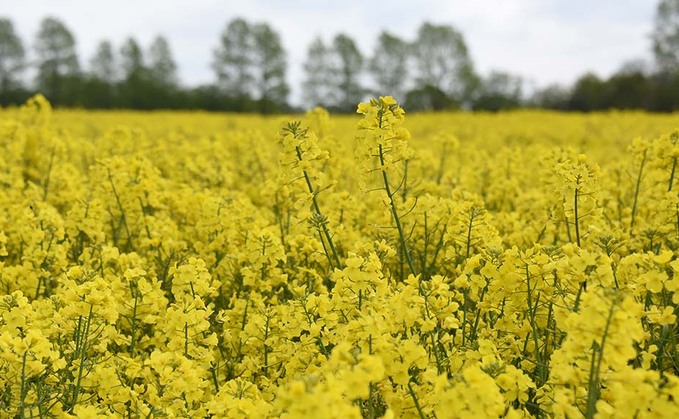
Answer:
(3, 0, 656, 104)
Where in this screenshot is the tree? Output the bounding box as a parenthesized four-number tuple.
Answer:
(34, 17, 80, 105)
(251, 23, 289, 112)
(649, 71, 679, 111)
(368, 31, 410, 100)
(473, 71, 523, 111)
(530, 84, 570, 110)
(84, 39, 117, 108)
(568, 73, 606, 111)
(90, 40, 116, 82)
(604, 70, 652, 110)
(404, 85, 458, 111)
(0, 18, 26, 101)
(120, 38, 145, 80)
(330, 33, 363, 111)
(652, 0, 679, 73)
(411, 22, 478, 105)
(302, 36, 333, 108)
(617, 59, 652, 77)
(212, 18, 253, 99)
(145, 35, 179, 108)
(119, 37, 148, 108)
(148, 35, 178, 88)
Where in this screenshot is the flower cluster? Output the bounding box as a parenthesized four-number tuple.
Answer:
(1, 94, 679, 417)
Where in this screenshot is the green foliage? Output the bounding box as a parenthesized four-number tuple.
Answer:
(332, 34, 364, 112)
(2, 12, 679, 114)
(0, 18, 25, 103)
(472, 71, 523, 111)
(302, 37, 334, 108)
(368, 31, 410, 101)
(653, 0, 679, 74)
(412, 22, 478, 105)
(34, 17, 80, 106)
(212, 18, 254, 98)
(252, 23, 290, 112)
(302, 33, 364, 112)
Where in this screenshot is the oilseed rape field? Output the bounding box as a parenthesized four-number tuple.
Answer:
(4, 95, 679, 418)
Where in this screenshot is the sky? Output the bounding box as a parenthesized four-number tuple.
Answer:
(3, 0, 657, 104)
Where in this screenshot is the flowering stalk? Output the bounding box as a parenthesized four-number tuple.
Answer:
(585, 302, 616, 418)
(279, 121, 341, 270)
(68, 304, 94, 413)
(357, 96, 416, 276)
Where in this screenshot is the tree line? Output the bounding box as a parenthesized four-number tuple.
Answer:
(2, 1, 679, 113)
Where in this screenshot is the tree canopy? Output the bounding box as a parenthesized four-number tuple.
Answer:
(2, 7, 679, 113)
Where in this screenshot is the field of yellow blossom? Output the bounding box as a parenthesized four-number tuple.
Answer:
(3, 95, 679, 417)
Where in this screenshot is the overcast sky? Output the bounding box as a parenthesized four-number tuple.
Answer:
(4, 0, 657, 104)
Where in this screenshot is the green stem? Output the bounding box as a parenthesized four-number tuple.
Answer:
(378, 144, 416, 277)
(630, 149, 647, 232)
(43, 147, 55, 202)
(367, 335, 375, 418)
(70, 304, 94, 413)
(465, 210, 476, 259)
(407, 381, 426, 419)
(574, 282, 586, 311)
(184, 322, 189, 358)
(295, 146, 341, 270)
(317, 229, 334, 270)
(130, 284, 139, 355)
(585, 301, 616, 419)
(210, 362, 220, 392)
(525, 265, 543, 378)
(107, 168, 134, 251)
(574, 183, 581, 247)
(19, 350, 28, 418)
(263, 313, 271, 378)
(668, 157, 677, 192)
